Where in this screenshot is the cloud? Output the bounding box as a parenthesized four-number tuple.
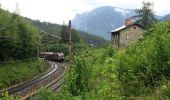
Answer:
(0, 0, 170, 24)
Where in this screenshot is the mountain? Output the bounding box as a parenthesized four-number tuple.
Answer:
(72, 6, 136, 40)
(160, 14, 170, 21)
(25, 18, 107, 46)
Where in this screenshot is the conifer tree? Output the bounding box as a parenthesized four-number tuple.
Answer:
(133, 1, 157, 29)
(60, 24, 68, 43)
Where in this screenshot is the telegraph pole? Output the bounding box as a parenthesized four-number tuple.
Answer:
(68, 20, 72, 65)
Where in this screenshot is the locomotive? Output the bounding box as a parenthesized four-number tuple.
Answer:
(39, 52, 64, 62)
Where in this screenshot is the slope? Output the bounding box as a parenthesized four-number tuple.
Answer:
(26, 18, 107, 46)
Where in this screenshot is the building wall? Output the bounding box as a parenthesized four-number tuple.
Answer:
(119, 25, 144, 48)
(111, 33, 119, 49)
(111, 25, 144, 49)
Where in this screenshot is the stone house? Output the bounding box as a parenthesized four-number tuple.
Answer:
(110, 19, 144, 49)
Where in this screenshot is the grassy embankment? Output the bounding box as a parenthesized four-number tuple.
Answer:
(0, 59, 47, 90)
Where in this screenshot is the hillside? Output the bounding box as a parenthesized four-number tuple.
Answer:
(0, 8, 48, 91)
(0, 9, 39, 61)
(26, 18, 107, 46)
(72, 6, 136, 40)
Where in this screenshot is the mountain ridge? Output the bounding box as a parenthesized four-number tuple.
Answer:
(72, 6, 136, 40)
(72, 6, 163, 40)
(160, 14, 170, 21)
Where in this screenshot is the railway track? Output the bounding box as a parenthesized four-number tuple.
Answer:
(28, 62, 68, 100)
(24, 62, 68, 100)
(0, 61, 66, 99)
(46, 63, 67, 91)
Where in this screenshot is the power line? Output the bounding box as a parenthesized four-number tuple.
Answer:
(39, 29, 62, 40)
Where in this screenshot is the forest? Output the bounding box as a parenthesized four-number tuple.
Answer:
(0, 9, 39, 61)
(0, 8, 47, 91)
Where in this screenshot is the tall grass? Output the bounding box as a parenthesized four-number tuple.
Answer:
(0, 59, 47, 89)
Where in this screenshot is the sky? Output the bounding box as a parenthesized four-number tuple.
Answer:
(0, 0, 170, 24)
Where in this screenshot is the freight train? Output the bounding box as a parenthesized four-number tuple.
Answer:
(39, 52, 64, 62)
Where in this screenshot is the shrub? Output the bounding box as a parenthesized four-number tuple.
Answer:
(116, 21, 170, 97)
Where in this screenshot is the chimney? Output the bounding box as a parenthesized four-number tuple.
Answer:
(125, 18, 132, 26)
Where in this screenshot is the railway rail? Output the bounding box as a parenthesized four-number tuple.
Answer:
(26, 62, 68, 100)
(0, 61, 66, 99)
(46, 63, 67, 91)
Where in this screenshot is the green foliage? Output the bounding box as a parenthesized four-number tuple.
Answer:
(60, 25, 68, 43)
(0, 91, 16, 100)
(36, 21, 170, 100)
(25, 18, 107, 55)
(36, 21, 170, 99)
(116, 21, 170, 97)
(40, 33, 60, 47)
(59, 24, 81, 43)
(77, 30, 107, 46)
(0, 59, 47, 89)
(161, 81, 170, 99)
(133, 1, 157, 29)
(0, 9, 39, 61)
(28, 18, 107, 46)
(35, 88, 58, 100)
(38, 45, 122, 100)
(67, 56, 91, 96)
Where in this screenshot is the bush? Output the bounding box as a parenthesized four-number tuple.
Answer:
(116, 21, 170, 97)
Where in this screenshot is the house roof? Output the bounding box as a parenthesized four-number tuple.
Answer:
(110, 23, 144, 33)
(111, 26, 126, 33)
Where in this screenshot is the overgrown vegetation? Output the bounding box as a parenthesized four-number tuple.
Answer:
(116, 21, 170, 98)
(1, 2, 170, 100)
(0, 59, 47, 89)
(0, 7, 47, 96)
(36, 21, 170, 99)
(0, 8, 39, 61)
(37, 45, 121, 100)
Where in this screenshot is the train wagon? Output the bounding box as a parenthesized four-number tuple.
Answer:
(39, 52, 64, 62)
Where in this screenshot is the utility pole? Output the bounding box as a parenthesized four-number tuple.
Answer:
(68, 20, 72, 65)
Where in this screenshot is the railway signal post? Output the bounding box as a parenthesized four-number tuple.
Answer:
(68, 20, 72, 66)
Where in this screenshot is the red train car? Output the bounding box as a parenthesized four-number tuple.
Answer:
(39, 52, 64, 62)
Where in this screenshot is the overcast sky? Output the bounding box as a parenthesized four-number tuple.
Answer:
(0, 0, 170, 24)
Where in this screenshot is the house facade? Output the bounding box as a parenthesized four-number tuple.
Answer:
(110, 19, 144, 49)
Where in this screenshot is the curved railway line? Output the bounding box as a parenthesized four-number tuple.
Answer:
(0, 61, 67, 99)
(46, 63, 67, 91)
